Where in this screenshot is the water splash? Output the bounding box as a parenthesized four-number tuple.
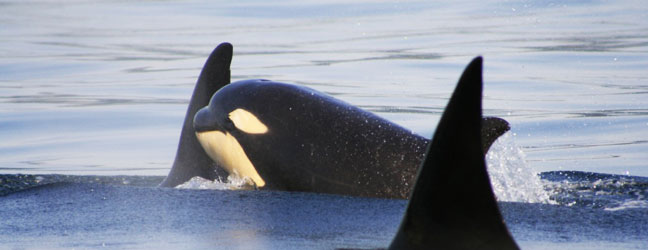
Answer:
(175, 175, 255, 190)
(486, 133, 554, 203)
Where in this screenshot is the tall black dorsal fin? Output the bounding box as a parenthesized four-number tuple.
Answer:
(160, 43, 233, 187)
(389, 57, 519, 250)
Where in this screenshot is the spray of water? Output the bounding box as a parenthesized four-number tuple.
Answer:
(176, 175, 253, 190)
(486, 133, 555, 204)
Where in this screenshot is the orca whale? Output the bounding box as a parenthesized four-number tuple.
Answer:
(388, 57, 519, 249)
(161, 43, 510, 200)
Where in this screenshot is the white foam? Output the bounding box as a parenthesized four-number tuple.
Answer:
(486, 133, 555, 204)
(175, 175, 254, 190)
(604, 200, 648, 211)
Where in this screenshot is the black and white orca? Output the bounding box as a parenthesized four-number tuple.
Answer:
(160, 43, 510, 200)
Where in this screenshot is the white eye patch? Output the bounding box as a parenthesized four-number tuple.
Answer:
(228, 108, 268, 134)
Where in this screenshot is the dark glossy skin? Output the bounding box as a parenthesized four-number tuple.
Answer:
(193, 79, 509, 199)
(195, 79, 428, 198)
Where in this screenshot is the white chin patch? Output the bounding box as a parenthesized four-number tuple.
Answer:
(195, 131, 266, 188)
(228, 108, 268, 134)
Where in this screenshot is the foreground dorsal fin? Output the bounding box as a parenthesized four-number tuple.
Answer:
(388, 57, 519, 250)
(160, 43, 233, 187)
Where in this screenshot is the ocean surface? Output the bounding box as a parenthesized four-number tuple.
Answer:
(1, 0, 647, 249)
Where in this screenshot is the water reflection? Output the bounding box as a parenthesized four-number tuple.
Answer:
(568, 109, 648, 118)
(0, 0, 646, 176)
(1, 93, 186, 107)
(359, 105, 442, 115)
(525, 33, 648, 52)
(311, 52, 442, 66)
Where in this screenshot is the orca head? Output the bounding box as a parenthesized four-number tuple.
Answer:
(193, 81, 271, 188)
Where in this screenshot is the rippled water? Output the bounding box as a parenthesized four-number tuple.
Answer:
(1, 172, 647, 249)
(1, 0, 647, 180)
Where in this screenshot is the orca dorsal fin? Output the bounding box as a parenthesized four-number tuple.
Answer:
(388, 57, 519, 250)
(481, 116, 510, 154)
(160, 43, 233, 187)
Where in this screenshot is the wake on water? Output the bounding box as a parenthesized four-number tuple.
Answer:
(487, 133, 648, 211)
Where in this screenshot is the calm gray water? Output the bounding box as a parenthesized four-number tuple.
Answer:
(1, 0, 647, 179)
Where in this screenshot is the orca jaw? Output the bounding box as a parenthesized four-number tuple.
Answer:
(194, 130, 266, 188)
(193, 104, 269, 188)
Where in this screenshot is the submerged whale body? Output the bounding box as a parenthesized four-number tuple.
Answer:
(160, 43, 510, 200)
